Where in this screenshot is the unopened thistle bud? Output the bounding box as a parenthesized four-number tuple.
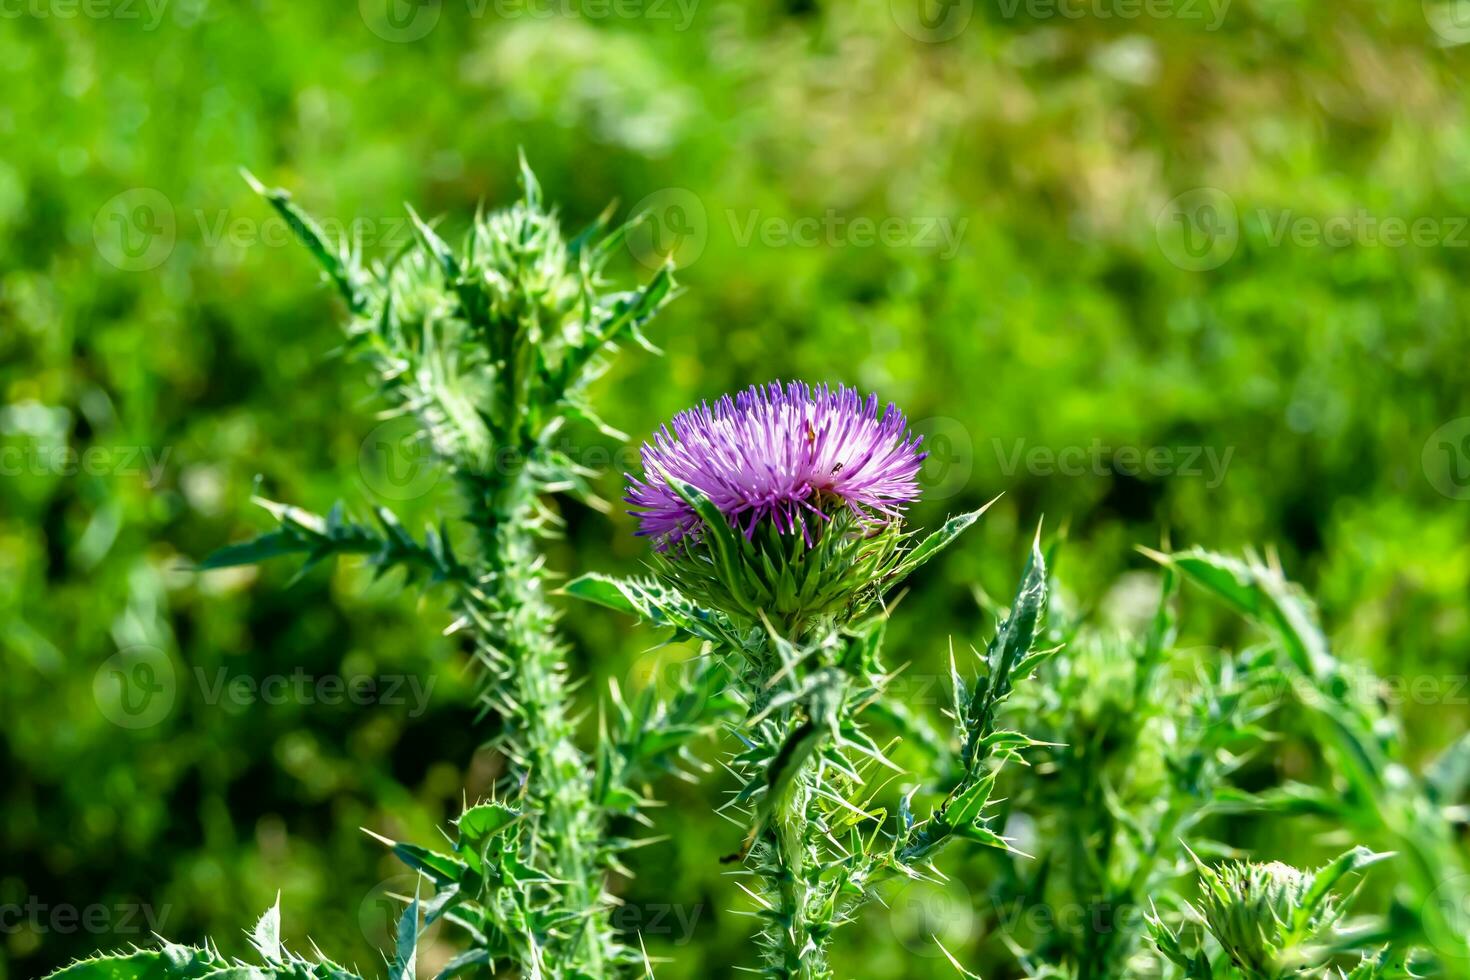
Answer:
(1193, 850, 1394, 979)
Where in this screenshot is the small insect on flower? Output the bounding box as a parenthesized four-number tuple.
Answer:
(625, 381, 929, 632)
(626, 381, 926, 550)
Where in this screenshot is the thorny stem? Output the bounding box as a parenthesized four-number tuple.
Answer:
(773, 786, 816, 978)
(749, 631, 845, 980)
(213, 165, 710, 977)
(462, 460, 616, 971)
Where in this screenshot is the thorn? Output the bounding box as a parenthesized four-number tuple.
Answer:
(974, 491, 1004, 518)
(239, 167, 269, 195)
(1135, 544, 1173, 566)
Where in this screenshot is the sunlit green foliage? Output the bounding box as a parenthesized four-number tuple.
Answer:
(6, 2, 1470, 979)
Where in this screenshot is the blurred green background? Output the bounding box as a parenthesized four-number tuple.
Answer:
(4, 0, 1470, 977)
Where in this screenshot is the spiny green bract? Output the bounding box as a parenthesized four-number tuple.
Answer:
(649, 488, 993, 638)
(1149, 846, 1411, 979)
(1199, 856, 1358, 974)
(654, 506, 906, 635)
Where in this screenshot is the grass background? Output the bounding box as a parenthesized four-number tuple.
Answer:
(3, 0, 1469, 976)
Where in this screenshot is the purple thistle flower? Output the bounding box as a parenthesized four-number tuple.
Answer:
(626, 381, 926, 550)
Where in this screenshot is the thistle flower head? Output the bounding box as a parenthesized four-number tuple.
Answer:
(626, 381, 925, 551)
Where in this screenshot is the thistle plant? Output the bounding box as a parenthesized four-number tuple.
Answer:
(985, 568, 1283, 978)
(1148, 846, 1414, 978)
(73, 160, 721, 979)
(38, 172, 1464, 980)
(1152, 549, 1470, 979)
(571, 381, 1054, 978)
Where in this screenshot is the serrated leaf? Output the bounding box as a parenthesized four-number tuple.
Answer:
(944, 772, 996, 827)
(197, 531, 304, 570)
(248, 898, 281, 964)
(561, 572, 729, 644)
(389, 841, 471, 887)
(242, 170, 364, 314)
(888, 497, 998, 584)
(390, 896, 418, 980)
(457, 802, 521, 845)
(44, 948, 220, 980)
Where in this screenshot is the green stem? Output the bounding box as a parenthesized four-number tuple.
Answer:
(464, 464, 618, 972)
(751, 634, 842, 980)
(771, 769, 819, 979)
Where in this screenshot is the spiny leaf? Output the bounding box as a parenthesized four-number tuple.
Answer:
(247, 897, 281, 964)
(561, 571, 732, 645)
(390, 894, 419, 980)
(887, 495, 999, 584)
(457, 802, 521, 845)
(242, 169, 365, 313)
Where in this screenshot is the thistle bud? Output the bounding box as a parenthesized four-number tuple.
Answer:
(1200, 861, 1325, 975)
(1191, 847, 1391, 978)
